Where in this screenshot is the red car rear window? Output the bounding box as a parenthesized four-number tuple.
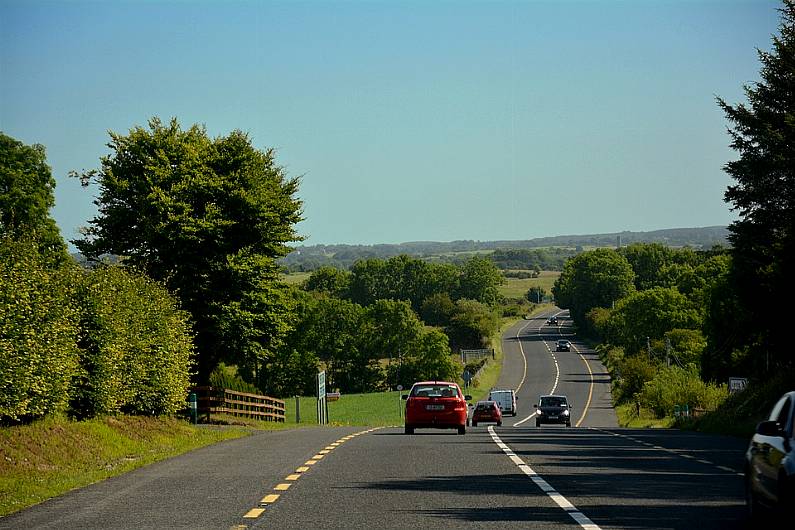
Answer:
(410, 384, 460, 398)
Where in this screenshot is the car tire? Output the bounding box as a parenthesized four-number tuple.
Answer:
(536, 420, 541, 427)
(472, 421, 477, 427)
(566, 422, 571, 427)
(497, 421, 502, 427)
(457, 425, 466, 435)
(746, 471, 763, 520)
(404, 425, 414, 435)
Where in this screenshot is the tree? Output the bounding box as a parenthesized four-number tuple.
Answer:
(457, 255, 503, 305)
(304, 266, 351, 297)
(0, 132, 67, 260)
(525, 286, 547, 304)
(619, 243, 676, 291)
(75, 118, 303, 383)
(552, 248, 635, 327)
(601, 287, 701, 355)
(717, 1, 795, 373)
(445, 299, 499, 351)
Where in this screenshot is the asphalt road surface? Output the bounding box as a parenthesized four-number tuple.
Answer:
(1, 309, 751, 529)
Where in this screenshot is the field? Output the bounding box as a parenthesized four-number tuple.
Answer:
(498, 270, 560, 299)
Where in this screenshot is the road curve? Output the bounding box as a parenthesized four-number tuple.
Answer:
(498, 308, 617, 428)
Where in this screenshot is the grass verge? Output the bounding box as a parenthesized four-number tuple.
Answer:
(615, 403, 676, 428)
(0, 415, 251, 516)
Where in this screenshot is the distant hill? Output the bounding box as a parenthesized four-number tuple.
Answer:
(280, 226, 730, 272)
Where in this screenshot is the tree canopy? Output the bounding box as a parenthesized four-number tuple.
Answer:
(717, 0, 795, 374)
(552, 248, 635, 327)
(0, 132, 67, 259)
(75, 118, 303, 382)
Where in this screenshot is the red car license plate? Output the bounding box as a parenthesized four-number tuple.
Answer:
(426, 404, 445, 411)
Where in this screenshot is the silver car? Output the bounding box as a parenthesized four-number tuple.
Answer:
(745, 390, 795, 519)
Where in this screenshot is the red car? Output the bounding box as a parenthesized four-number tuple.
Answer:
(403, 381, 471, 435)
(471, 400, 502, 427)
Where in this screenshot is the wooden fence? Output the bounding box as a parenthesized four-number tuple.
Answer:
(191, 386, 285, 422)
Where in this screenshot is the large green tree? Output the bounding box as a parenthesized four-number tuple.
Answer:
(552, 248, 635, 328)
(600, 287, 701, 355)
(75, 118, 303, 383)
(0, 132, 67, 260)
(717, 1, 795, 374)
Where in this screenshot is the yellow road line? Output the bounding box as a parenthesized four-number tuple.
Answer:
(243, 508, 265, 518)
(260, 494, 280, 503)
(296, 466, 310, 472)
(285, 474, 301, 481)
(274, 483, 291, 491)
(574, 347, 594, 427)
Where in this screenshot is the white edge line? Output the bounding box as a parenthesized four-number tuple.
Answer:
(489, 426, 601, 530)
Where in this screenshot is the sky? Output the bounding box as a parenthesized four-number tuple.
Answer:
(0, 0, 783, 249)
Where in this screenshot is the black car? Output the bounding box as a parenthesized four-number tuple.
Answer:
(547, 316, 558, 325)
(535, 394, 571, 427)
(556, 339, 571, 352)
(745, 390, 795, 519)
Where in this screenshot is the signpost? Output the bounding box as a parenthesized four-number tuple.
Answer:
(188, 392, 197, 424)
(317, 371, 328, 424)
(397, 384, 403, 418)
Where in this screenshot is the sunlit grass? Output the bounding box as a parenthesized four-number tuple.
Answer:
(0, 415, 250, 516)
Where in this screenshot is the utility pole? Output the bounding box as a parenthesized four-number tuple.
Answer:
(665, 337, 671, 367)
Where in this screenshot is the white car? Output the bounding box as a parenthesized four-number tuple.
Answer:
(488, 389, 517, 417)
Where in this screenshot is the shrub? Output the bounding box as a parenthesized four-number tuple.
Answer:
(615, 354, 657, 403)
(639, 365, 728, 418)
(0, 238, 80, 422)
(71, 265, 194, 417)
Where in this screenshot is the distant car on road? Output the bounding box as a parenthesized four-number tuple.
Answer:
(403, 381, 471, 435)
(547, 316, 558, 325)
(488, 388, 517, 416)
(471, 400, 502, 427)
(745, 390, 795, 519)
(535, 394, 572, 427)
(556, 339, 571, 352)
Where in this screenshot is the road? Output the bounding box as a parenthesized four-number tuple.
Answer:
(1, 309, 751, 529)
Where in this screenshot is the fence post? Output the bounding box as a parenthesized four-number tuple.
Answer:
(295, 396, 300, 423)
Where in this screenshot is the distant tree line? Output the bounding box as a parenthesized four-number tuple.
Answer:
(266, 255, 504, 394)
(279, 228, 729, 272)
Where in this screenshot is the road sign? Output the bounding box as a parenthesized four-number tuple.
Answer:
(317, 371, 326, 398)
(729, 377, 748, 394)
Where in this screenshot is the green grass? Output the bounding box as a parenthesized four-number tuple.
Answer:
(0, 415, 252, 516)
(281, 271, 311, 285)
(615, 403, 676, 428)
(284, 391, 405, 427)
(499, 271, 560, 299)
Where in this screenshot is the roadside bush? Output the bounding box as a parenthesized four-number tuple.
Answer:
(639, 365, 728, 418)
(0, 238, 80, 422)
(71, 265, 194, 418)
(614, 354, 657, 403)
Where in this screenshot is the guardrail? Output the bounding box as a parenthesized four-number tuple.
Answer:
(191, 386, 285, 422)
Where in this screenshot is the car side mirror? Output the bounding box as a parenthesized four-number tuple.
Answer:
(533, 404, 538, 408)
(464, 395, 472, 401)
(756, 420, 783, 437)
(401, 394, 408, 400)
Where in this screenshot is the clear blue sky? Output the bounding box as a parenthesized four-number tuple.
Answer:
(0, 0, 782, 248)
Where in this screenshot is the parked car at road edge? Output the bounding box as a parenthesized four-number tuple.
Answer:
(745, 390, 795, 519)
